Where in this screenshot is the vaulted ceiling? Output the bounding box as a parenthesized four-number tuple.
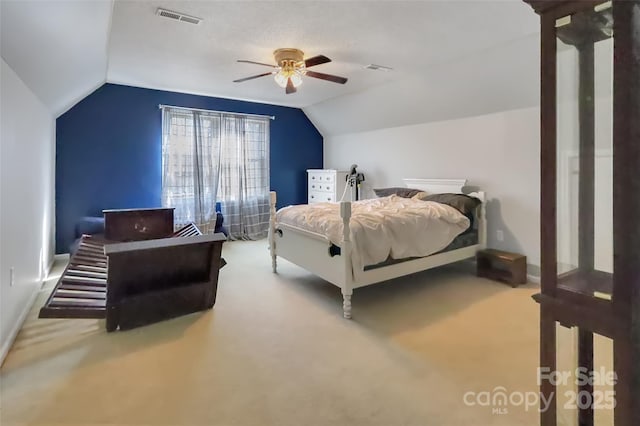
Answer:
(1, 0, 112, 115)
(1, 0, 540, 136)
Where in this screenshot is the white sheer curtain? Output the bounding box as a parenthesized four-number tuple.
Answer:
(218, 115, 271, 240)
(161, 107, 270, 239)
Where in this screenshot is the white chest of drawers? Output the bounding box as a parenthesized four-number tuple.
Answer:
(307, 169, 349, 204)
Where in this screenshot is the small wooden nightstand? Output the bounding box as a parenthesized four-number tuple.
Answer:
(476, 249, 527, 287)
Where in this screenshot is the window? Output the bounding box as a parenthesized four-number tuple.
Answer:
(161, 106, 270, 239)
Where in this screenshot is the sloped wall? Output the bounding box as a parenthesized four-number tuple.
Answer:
(55, 83, 322, 253)
(1, 58, 55, 361)
(304, 34, 540, 138)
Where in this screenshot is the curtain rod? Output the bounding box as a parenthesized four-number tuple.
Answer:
(158, 104, 275, 120)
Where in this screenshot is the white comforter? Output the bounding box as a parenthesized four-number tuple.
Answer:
(276, 195, 470, 271)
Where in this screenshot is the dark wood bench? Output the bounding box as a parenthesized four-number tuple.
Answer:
(40, 209, 226, 331)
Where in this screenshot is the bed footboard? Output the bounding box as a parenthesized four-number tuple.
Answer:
(269, 191, 354, 318)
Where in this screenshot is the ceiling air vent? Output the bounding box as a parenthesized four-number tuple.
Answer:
(364, 64, 393, 72)
(156, 8, 202, 25)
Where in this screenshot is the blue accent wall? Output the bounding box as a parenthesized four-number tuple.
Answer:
(56, 83, 323, 253)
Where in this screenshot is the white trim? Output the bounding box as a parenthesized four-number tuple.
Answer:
(527, 274, 541, 284)
(0, 285, 40, 366)
(52, 253, 71, 264)
(46, 259, 55, 279)
(1, 254, 67, 366)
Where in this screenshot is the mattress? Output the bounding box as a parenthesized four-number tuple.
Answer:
(276, 195, 470, 272)
(363, 229, 478, 271)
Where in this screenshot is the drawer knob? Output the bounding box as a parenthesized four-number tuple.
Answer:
(311, 195, 315, 199)
(312, 176, 316, 180)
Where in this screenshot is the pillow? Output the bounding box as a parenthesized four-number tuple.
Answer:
(412, 192, 481, 230)
(412, 192, 481, 215)
(373, 187, 423, 198)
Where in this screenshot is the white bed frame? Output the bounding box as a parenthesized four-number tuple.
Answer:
(268, 178, 487, 319)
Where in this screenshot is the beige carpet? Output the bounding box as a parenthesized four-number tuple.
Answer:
(2, 240, 550, 425)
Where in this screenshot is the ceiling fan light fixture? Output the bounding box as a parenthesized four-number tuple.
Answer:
(291, 72, 304, 87)
(274, 72, 288, 88)
(234, 48, 346, 94)
(273, 58, 305, 88)
(274, 70, 304, 88)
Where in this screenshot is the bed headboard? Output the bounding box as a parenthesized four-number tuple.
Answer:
(402, 178, 467, 194)
(403, 178, 487, 248)
(403, 178, 485, 203)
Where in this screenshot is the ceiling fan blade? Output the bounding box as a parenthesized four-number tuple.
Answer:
(237, 60, 278, 68)
(305, 70, 348, 84)
(233, 72, 274, 83)
(304, 55, 331, 68)
(285, 77, 296, 94)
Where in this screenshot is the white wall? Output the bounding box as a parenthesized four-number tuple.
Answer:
(0, 58, 55, 362)
(324, 106, 541, 270)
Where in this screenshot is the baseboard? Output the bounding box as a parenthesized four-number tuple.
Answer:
(46, 259, 55, 281)
(54, 253, 70, 262)
(527, 274, 541, 284)
(0, 284, 40, 367)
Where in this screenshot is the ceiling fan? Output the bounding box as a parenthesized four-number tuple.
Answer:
(233, 48, 348, 94)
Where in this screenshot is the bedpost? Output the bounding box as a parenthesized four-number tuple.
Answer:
(269, 191, 278, 273)
(478, 192, 487, 249)
(466, 190, 488, 251)
(471, 191, 488, 249)
(340, 201, 353, 319)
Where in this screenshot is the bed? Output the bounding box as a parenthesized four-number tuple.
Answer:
(268, 178, 487, 319)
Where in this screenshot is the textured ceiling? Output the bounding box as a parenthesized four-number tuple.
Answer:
(107, 0, 539, 111)
(1, 0, 541, 134)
